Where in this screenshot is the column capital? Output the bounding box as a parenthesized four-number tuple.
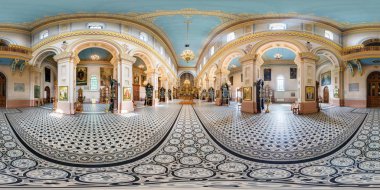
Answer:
(239, 54, 257, 65)
(53, 52, 74, 62)
(299, 52, 318, 62)
(120, 54, 136, 65)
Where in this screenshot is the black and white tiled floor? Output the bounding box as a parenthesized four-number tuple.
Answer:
(0, 102, 378, 188)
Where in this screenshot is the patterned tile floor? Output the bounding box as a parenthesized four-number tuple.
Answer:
(0, 102, 378, 188)
(193, 102, 366, 163)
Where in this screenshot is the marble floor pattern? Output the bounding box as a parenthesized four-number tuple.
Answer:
(0, 103, 378, 188)
(193, 102, 366, 163)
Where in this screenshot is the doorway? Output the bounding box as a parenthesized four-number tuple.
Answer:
(0, 73, 5, 107)
(44, 86, 51, 103)
(367, 71, 380, 107)
(323, 86, 329, 103)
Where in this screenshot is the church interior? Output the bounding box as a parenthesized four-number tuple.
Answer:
(0, 1, 379, 189)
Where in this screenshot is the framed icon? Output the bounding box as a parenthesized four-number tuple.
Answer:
(243, 87, 252, 101)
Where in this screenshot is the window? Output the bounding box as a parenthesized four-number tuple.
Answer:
(227, 32, 235, 42)
(269, 23, 287, 30)
(39, 30, 49, 40)
(203, 57, 207, 65)
(87, 22, 105, 29)
(277, 77, 284, 91)
(210, 46, 215, 56)
(90, 76, 98, 91)
(160, 46, 164, 55)
(139, 32, 148, 42)
(325, 30, 334, 40)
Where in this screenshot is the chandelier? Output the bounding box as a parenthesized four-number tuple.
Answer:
(138, 64, 145, 69)
(181, 49, 195, 62)
(180, 19, 195, 63)
(90, 54, 100, 61)
(274, 53, 282, 60)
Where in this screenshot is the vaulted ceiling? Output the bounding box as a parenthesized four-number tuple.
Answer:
(1, 0, 380, 68)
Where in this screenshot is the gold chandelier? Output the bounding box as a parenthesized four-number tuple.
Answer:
(181, 19, 195, 63)
(181, 49, 195, 62)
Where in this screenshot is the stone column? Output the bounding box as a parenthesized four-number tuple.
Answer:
(146, 69, 159, 106)
(29, 66, 41, 107)
(331, 66, 342, 106)
(298, 52, 319, 114)
(239, 54, 258, 113)
(161, 77, 169, 102)
(118, 54, 136, 113)
(54, 52, 76, 114)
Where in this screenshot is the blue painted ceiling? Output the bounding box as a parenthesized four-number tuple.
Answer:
(133, 56, 147, 71)
(1, 0, 379, 24)
(0, 58, 13, 65)
(1, 1, 380, 68)
(78, 48, 113, 61)
(228, 57, 241, 70)
(359, 58, 380, 65)
(262, 48, 296, 61)
(154, 15, 221, 67)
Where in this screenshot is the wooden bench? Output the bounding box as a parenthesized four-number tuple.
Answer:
(291, 102, 300, 115)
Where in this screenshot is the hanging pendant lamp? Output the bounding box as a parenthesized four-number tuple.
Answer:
(180, 19, 195, 63)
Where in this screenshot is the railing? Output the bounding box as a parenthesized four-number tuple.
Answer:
(343, 46, 380, 55)
(0, 46, 31, 54)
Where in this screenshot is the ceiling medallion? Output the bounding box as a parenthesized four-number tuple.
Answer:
(180, 19, 195, 63)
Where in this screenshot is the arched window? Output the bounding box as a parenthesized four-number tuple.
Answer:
(269, 23, 287, 30)
(87, 22, 105, 30)
(203, 57, 207, 65)
(39, 30, 49, 40)
(227, 32, 235, 42)
(324, 30, 334, 40)
(277, 76, 284, 91)
(139, 32, 148, 42)
(90, 75, 98, 91)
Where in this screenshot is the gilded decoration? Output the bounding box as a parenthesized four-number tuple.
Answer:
(199, 31, 342, 78)
(32, 31, 176, 77)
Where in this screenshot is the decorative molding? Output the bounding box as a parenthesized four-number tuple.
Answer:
(31, 30, 176, 77)
(198, 31, 342, 78)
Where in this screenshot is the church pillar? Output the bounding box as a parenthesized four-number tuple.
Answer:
(146, 69, 159, 106)
(29, 67, 41, 107)
(298, 52, 319, 114)
(161, 77, 169, 102)
(118, 54, 136, 113)
(54, 52, 76, 114)
(332, 66, 342, 106)
(239, 54, 258, 113)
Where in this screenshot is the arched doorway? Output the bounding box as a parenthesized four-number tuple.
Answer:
(323, 86, 329, 103)
(0, 73, 6, 107)
(367, 71, 380, 107)
(44, 86, 51, 103)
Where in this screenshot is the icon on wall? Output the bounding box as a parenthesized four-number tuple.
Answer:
(243, 87, 252, 101)
(76, 67, 87, 86)
(264, 68, 271, 81)
(321, 71, 331, 86)
(305, 86, 315, 101)
(100, 67, 113, 86)
(59, 86, 68, 101)
(290, 68, 297, 79)
(34, 85, 40, 98)
(123, 87, 131, 101)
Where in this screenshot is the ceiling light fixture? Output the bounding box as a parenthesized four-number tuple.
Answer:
(180, 19, 195, 63)
(90, 54, 100, 61)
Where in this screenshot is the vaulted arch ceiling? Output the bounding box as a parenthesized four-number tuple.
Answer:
(1, 0, 380, 69)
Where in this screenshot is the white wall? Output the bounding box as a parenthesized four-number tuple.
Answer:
(75, 64, 113, 103)
(260, 65, 298, 102)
